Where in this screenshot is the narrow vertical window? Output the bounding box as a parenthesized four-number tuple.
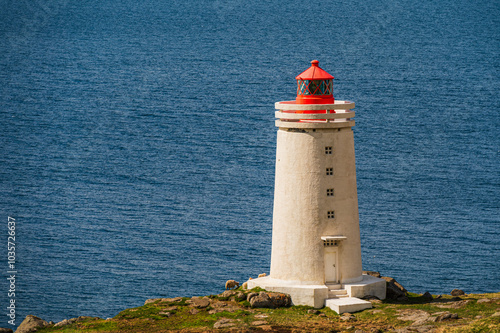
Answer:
(327, 211, 335, 219)
(325, 147, 332, 154)
(327, 189, 334, 196)
(326, 168, 333, 176)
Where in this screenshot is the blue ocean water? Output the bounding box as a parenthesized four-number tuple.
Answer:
(1, 0, 499, 329)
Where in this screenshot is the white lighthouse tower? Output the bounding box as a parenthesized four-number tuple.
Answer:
(248, 60, 386, 313)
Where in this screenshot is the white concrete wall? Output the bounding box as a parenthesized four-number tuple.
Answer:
(270, 127, 362, 284)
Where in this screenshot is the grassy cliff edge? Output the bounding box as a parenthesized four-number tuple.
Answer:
(23, 289, 500, 333)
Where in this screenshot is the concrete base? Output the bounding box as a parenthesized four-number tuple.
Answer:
(246, 274, 386, 312)
(325, 297, 372, 314)
(247, 276, 328, 308)
(344, 274, 386, 300)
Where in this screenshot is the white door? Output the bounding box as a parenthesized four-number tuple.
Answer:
(324, 247, 338, 283)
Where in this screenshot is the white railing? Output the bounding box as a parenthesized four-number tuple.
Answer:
(275, 101, 355, 128)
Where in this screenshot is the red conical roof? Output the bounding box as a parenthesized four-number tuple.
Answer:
(295, 60, 334, 80)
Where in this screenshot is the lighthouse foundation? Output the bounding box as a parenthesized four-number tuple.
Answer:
(247, 274, 385, 312)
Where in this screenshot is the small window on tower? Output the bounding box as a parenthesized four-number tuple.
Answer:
(326, 168, 333, 175)
(327, 211, 335, 219)
(325, 147, 332, 154)
(327, 189, 334, 196)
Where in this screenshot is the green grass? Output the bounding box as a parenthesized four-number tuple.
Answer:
(31, 292, 500, 333)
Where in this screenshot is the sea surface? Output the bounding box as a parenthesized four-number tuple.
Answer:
(1, 0, 499, 329)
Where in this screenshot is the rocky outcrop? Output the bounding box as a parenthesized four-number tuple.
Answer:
(430, 311, 459, 322)
(190, 297, 210, 309)
(247, 292, 258, 301)
(381, 276, 408, 300)
(15, 315, 49, 333)
(451, 289, 465, 296)
(363, 271, 408, 301)
(249, 291, 291, 309)
(0, 328, 13, 333)
(144, 297, 182, 305)
(362, 271, 381, 278)
(219, 290, 236, 298)
(422, 291, 433, 301)
(213, 318, 238, 328)
(53, 316, 100, 328)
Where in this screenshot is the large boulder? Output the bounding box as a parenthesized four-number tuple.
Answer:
(451, 289, 465, 296)
(249, 292, 291, 309)
(15, 315, 49, 333)
(422, 291, 433, 302)
(190, 297, 210, 309)
(381, 276, 408, 300)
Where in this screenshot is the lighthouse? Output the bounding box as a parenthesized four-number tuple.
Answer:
(247, 60, 386, 313)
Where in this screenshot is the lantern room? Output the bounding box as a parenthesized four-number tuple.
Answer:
(295, 60, 334, 104)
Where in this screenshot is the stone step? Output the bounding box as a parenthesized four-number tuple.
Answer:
(325, 297, 372, 314)
(325, 283, 341, 290)
(328, 289, 348, 297)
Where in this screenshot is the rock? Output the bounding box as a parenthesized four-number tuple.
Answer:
(251, 320, 267, 326)
(307, 309, 321, 314)
(15, 315, 49, 333)
(162, 306, 178, 312)
(144, 298, 159, 305)
(247, 292, 258, 301)
(249, 292, 291, 309)
(190, 297, 210, 308)
(340, 313, 356, 321)
(354, 330, 367, 333)
(477, 298, 491, 303)
(207, 301, 240, 314)
(255, 314, 268, 319)
(54, 319, 70, 327)
(220, 290, 235, 298)
(213, 318, 236, 329)
(145, 297, 182, 305)
(54, 316, 101, 327)
(0, 328, 13, 333)
(381, 276, 408, 300)
(235, 291, 246, 301)
(189, 308, 199, 315)
(422, 291, 433, 301)
(211, 301, 227, 308)
(450, 289, 465, 296)
(158, 311, 172, 317)
(491, 312, 500, 317)
(318, 313, 326, 317)
(363, 271, 381, 278)
(436, 300, 471, 309)
(396, 309, 430, 325)
(434, 312, 458, 322)
(161, 297, 183, 303)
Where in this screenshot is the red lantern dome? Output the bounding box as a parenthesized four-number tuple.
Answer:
(295, 60, 334, 104)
